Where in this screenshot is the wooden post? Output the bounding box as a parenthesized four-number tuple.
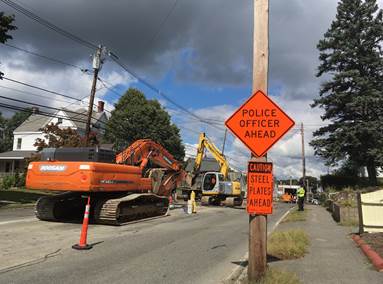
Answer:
(301, 123, 306, 187)
(248, 0, 269, 282)
(357, 192, 364, 234)
(85, 46, 102, 146)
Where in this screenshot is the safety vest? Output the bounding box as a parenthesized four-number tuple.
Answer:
(297, 187, 305, 198)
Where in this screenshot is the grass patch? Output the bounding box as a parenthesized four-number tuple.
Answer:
(282, 209, 307, 223)
(244, 268, 301, 284)
(267, 229, 309, 260)
(0, 188, 53, 209)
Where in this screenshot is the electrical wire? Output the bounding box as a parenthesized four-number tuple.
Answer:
(144, 0, 180, 47)
(0, 94, 108, 127)
(3, 43, 90, 72)
(0, 0, 97, 50)
(0, 101, 105, 128)
(2, 0, 227, 132)
(109, 54, 226, 132)
(0, 85, 75, 105)
(1, 76, 112, 115)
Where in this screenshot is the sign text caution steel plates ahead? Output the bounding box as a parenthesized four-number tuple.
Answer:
(247, 162, 273, 215)
(225, 90, 295, 157)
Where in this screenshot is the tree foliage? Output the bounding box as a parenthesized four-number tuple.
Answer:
(34, 123, 98, 151)
(311, 0, 383, 185)
(0, 12, 16, 44)
(105, 88, 185, 161)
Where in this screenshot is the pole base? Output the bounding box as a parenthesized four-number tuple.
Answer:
(72, 244, 93, 250)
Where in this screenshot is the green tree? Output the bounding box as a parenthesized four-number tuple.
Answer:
(0, 110, 31, 152)
(105, 88, 185, 161)
(0, 12, 16, 44)
(311, 0, 383, 185)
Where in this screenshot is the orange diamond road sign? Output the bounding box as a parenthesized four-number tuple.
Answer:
(225, 90, 295, 157)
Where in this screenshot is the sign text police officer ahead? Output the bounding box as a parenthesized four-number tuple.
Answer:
(225, 90, 295, 157)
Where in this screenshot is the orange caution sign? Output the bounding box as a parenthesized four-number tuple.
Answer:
(225, 90, 295, 157)
(247, 162, 273, 215)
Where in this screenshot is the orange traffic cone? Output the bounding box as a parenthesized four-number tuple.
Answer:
(72, 196, 92, 250)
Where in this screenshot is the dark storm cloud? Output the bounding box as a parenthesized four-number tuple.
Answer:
(0, 0, 338, 94)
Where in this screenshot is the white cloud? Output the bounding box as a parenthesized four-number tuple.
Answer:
(0, 52, 134, 116)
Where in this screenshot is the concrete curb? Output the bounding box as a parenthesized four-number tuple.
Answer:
(352, 234, 383, 272)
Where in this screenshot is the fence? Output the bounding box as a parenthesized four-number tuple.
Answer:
(357, 189, 383, 234)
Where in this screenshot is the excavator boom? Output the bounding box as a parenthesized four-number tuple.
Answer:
(193, 133, 229, 178)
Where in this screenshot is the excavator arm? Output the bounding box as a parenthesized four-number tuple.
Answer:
(193, 133, 230, 179)
(116, 139, 181, 172)
(116, 139, 187, 196)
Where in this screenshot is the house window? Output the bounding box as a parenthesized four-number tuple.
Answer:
(57, 117, 63, 124)
(17, 138, 22, 149)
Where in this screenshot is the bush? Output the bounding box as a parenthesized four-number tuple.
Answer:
(1, 173, 25, 189)
(2, 175, 16, 189)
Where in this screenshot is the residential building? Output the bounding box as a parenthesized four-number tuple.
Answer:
(0, 101, 107, 175)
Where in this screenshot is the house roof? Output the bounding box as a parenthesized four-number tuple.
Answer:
(0, 150, 37, 160)
(14, 114, 51, 132)
(14, 108, 106, 133)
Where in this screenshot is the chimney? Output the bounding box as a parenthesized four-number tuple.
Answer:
(32, 107, 39, 114)
(97, 101, 105, 113)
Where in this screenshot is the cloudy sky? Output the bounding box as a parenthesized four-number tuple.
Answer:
(1, 0, 380, 179)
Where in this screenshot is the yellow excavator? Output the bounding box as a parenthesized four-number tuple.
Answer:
(183, 133, 245, 206)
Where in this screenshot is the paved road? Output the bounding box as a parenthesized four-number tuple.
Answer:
(0, 206, 34, 223)
(0, 202, 293, 284)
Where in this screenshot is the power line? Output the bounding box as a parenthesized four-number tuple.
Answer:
(109, 54, 226, 131)
(97, 77, 121, 99)
(3, 43, 90, 72)
(3, 0, 223, 131)
(0, 0, 97, 50)
(144, 0, 180, 47)
(2, 76, 83, 102)
(0, 85, 74, 105)
(0, 101, 105, 128)
(2, 0, 225, 132)
(1, 76, 112, 114)
(0, 94, 108, 127)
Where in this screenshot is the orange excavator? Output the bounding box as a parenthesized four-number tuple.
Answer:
(26, 139, 189, 225)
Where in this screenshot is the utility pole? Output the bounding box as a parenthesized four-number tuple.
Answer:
(222, 129, 228, 155)
(85, 45, 103, 145)
(301, 122, 306, 186)
(249, 0, 269, 282)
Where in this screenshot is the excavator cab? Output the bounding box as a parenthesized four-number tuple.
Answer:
(201, 172, 243, 206)
(202, 172, 222, 193)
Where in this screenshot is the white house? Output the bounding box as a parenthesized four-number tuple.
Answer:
(0, 101, 108, 175)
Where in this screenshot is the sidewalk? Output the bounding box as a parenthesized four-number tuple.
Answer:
(270, 205, 382, 284)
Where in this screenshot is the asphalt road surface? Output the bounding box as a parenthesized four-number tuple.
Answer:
(0, 202, 293, 284)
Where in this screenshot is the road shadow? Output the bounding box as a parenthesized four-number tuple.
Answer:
(231, 254, 282, 268)
(89, 241, 104, 247)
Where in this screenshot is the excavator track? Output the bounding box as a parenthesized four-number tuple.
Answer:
(93, 193, 169, 225)
(35, 192, 169, 225)
(35, 192, 85, 222)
